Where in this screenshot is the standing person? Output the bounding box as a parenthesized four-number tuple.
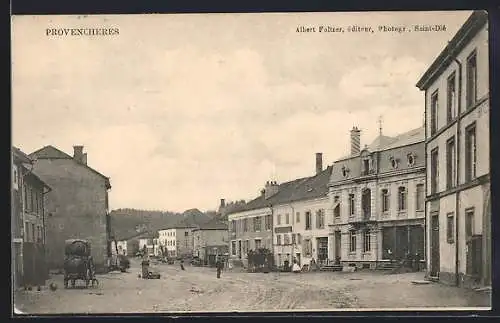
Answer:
(216, 258, 222, 279)
(180, 259, 185, 271)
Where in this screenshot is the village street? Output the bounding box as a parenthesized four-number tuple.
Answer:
(15, 259, 490, 314)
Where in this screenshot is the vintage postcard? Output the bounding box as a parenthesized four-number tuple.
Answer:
(11, 11, 491, 314)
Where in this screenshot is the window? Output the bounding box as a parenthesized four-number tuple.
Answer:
(292, 233, 296, 244)
(381, 189, 390, 213)
(34, 191, 39, 215)
(253, 216, 262, 232)
(231, 241, 236, 255)
(430, 90, 439, 135)
(277, 254, 282, 266)
(277, 214, 282, 225)
(465, 209, 474, 240)
(446, 213, 455, 243)
(305, 211, 312, 230)
(296, 212, 300, 223)
(465, 123, 477, 182)
(430, 148, 439, 194)
(362, 158, 370, 175)
(407, 153, 416, 167)
(416, 184, 424, 211)
(265, 214, 272, 230)
(466, 52, 477, 108)
(185, 231, 189, 237)
(243, 218, 249, 232)
(363, 230, 371, 252)
(285, 213, 290, 225)
(446, 137, 456, 189)
(316, 209, 325, 229)
(276, 234, 282, 245)
(284, 234, 290, 245)
(245, 240, 250, 253)
(447, 72, 457, 122)
(231, 221, 236, 232)
(349, 231, 357, 252)
(390, 157, 398, 169)
(255, 239, 261, 250)
(333, 196, 341, 218)
(349, 194, 355, 216)
(23, 184, 28, 210)
(398, 187, 407, 211)
(342, 166, 349, 178)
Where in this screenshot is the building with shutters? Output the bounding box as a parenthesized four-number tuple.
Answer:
(416, 11, 490, 288)
(12, 147, 52, 288)
(227, 153, 332, 269)
(329, 126, 426, 269)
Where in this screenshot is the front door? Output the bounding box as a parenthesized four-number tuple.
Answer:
(317, 237, 328, 265)
(334, 231, 341, 261)
(430, 215, 440, 277)
(296, 253, 301, 266)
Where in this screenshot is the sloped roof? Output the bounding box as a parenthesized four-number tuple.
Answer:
(12, 146, 33, 164)
(195, 219, 228, 231)
(29, 145, 111, 189)
(227, 166, 333, 215)
(381, 126, 425, 150)
(337, 126, 425, 161)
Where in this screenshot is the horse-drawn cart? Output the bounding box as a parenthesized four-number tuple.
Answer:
(63, 239, 98, 288)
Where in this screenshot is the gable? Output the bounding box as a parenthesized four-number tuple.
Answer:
(30, 145, 73, 159)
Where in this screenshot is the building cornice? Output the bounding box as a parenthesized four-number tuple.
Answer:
(416, 11, 488, 90)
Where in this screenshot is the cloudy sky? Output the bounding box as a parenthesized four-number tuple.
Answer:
(12, 11, 473, 212)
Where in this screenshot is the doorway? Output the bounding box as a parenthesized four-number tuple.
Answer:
(334, 231, 341, 261)
(430, 214, 440, 277)
(317, 237, 328, 265)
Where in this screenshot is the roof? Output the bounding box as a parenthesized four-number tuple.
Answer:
(194, 219, 228, 231)
(159, 225, 198, 231)
(12, 146, 52, 190)
(227, 166, 333, 215)
(416, 11, 488, 90)
(12, 146, 33, 164)
(337, 126, 425, 161)
(380, 127, 425, 150)
(29, 145, 111, 189)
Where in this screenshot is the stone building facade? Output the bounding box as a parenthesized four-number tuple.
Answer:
(416, 10, 490, 287)
(29, 145, 112, 272)
(329, 126, 426, 269)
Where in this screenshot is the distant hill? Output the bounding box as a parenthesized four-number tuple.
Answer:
(109, 208, 215, 240)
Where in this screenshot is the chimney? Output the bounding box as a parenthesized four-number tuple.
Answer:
(81, 153, 87, 165)
(264, 181, 279, 199)
(316, 153, 323, 175)
(350, 127, 361, 156)
(73, 145, 84, 163)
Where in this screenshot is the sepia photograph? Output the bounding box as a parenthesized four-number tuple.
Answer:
(11, 10, 491, 314)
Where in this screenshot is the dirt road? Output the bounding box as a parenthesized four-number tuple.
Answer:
(14, 259, 490, 314)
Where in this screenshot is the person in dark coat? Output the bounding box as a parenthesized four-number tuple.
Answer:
(216, 258, 222, 278)
(180, 259, 185, 271)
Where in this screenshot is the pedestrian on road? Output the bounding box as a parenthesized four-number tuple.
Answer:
(216, 259, 222, 279)
(180, 259, 185, 271)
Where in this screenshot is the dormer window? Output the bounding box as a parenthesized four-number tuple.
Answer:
(407, 153, 416, 167)
(390, 157, 399, 169)
(341, 166, 350, 178)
